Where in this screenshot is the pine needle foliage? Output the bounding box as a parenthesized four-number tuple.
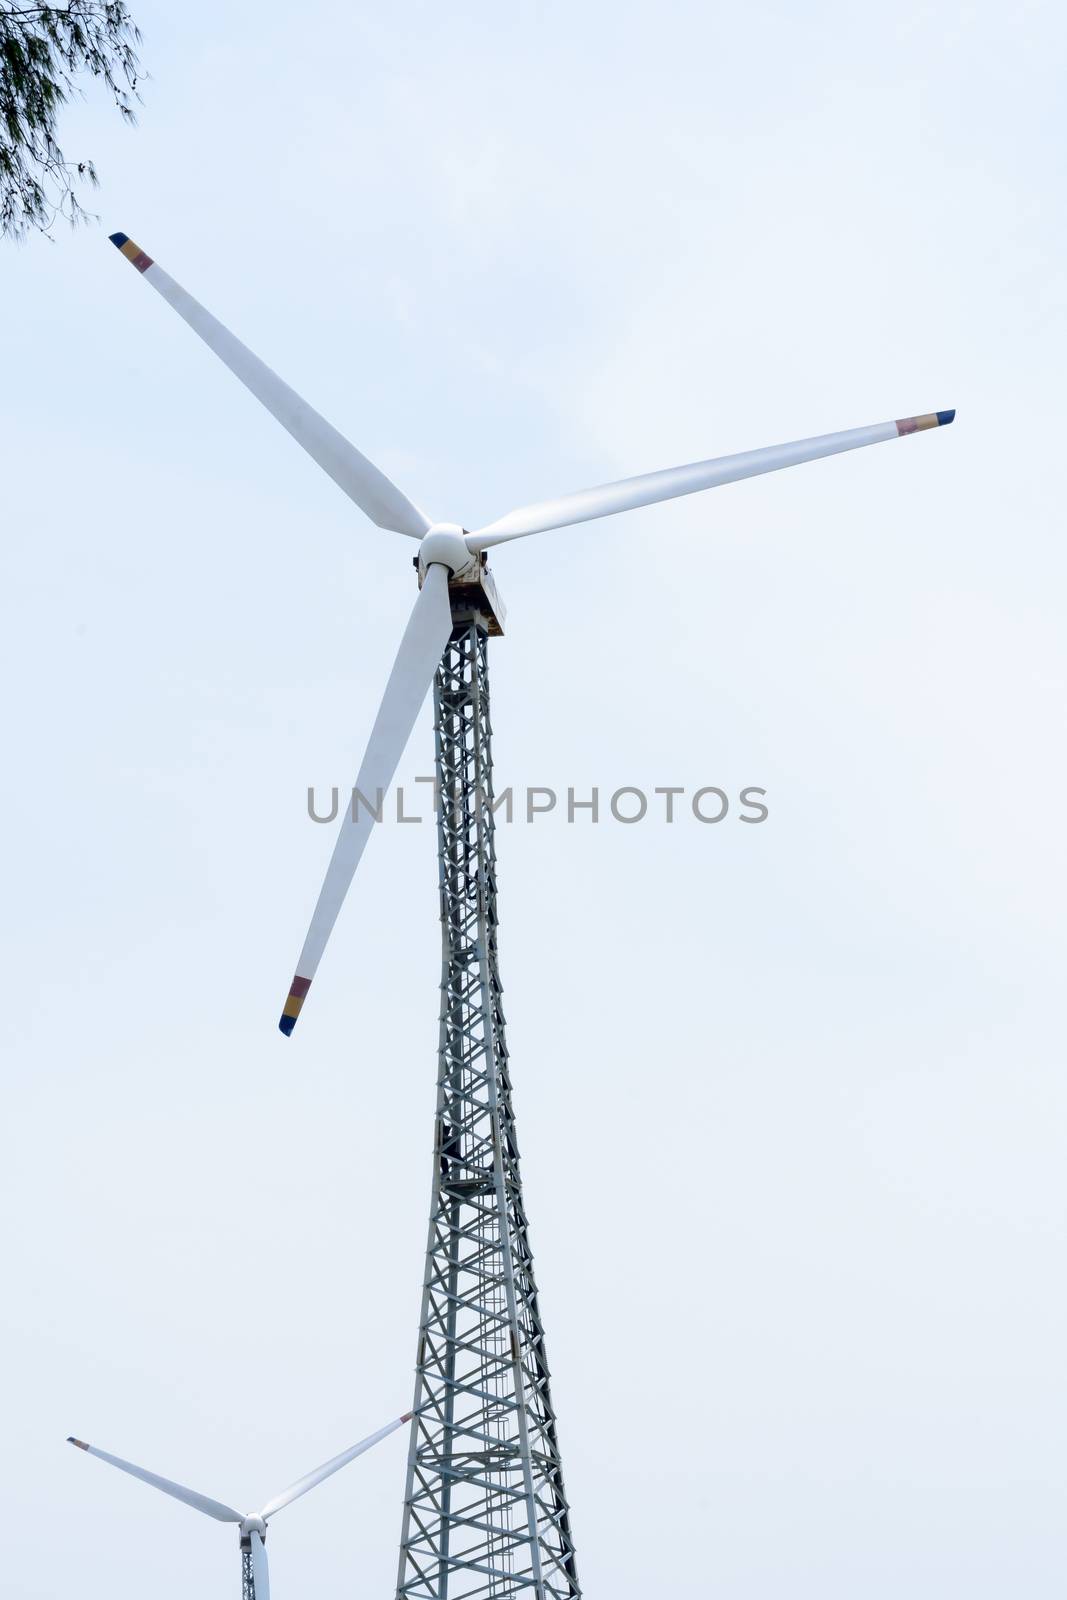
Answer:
(0, 2, 142, 240)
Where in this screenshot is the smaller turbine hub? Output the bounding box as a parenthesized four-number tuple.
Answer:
(240, 1515, 267, 1537)
(419, 524, 475, 578)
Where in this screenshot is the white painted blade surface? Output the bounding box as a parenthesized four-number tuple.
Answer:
(467, 411, 955, 549)
(250, 1530, 271, 1600)
(257, 1414, 410, 1520)
(278, 564, 454, 1034)
(108, 233, 431, 539)
(67, 1437, 243, 1522)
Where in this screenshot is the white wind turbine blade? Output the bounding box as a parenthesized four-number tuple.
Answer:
(66, 1437, 243, 1523)
(279, 564, 454, 1034)
(466, 410, 956, 549)
(250, 1529, 271, 1600)
(256, 1414, 410, 1520)
(108, 233, 431, 540)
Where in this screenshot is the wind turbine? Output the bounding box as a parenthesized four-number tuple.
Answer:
(106, 230, 955, 1598)
(108, 231, 955, 1039)
(67, 1414, 409, 1599)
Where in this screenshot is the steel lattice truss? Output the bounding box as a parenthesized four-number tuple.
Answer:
(396, 612, 580, 1600)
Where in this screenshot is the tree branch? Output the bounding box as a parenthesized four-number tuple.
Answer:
(1, 0, 143, 240)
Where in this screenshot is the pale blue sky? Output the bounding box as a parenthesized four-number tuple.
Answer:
(2, 2, 1065, 1595)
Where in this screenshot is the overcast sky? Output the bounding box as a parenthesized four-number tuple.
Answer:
(2, 2, 1065, 1596)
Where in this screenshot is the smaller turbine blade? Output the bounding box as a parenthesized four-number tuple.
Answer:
(279, 564, 454, 1035)
(255, 1414, 411, 1520)
(66, 1437, 243, 1523)
(107, 233, 432, 540)
(250, 1529, 271, 1600)
(466, 410, 956, 549)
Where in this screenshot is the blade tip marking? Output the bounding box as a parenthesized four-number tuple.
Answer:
(279, 974, 311, 1033)
(109, 232, 154, 272)
(67, 1437, 89, 1450)
(896, 409, 954, 436)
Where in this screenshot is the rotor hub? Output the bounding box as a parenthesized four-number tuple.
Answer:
(240, 1515, 267, 1537)
(418, 524, 475, 578)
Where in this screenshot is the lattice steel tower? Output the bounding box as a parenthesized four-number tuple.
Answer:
(241, 1543, 255, 1600)
(396, 598, 581, 1600)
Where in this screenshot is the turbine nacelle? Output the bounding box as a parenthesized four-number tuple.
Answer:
(416, 524, 507, 637)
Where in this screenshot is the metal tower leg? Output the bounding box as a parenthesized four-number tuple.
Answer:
(396, 610, 581, 1600)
